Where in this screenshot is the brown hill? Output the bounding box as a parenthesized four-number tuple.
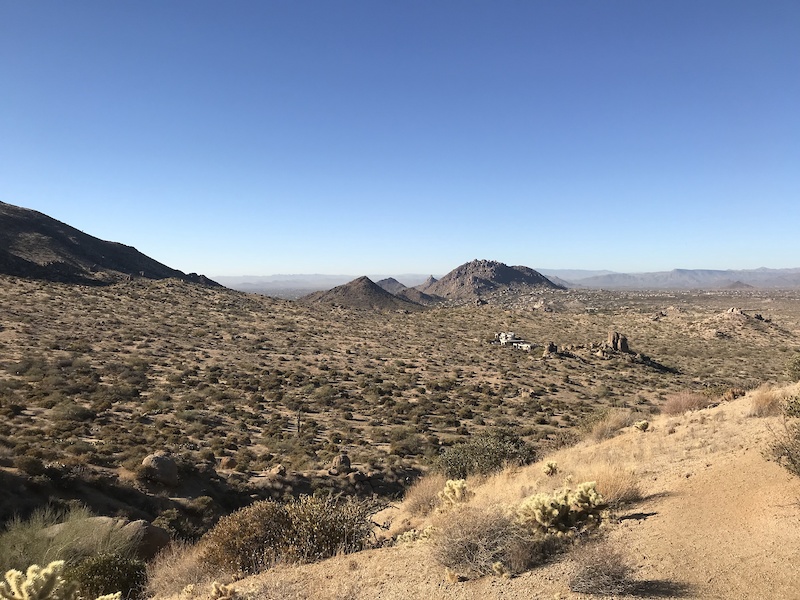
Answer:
(420, 259, 563, 302)
(301, 276, 423, 311)
(0, 201, 217, 285)
(376, 277, 408, 295)
(417, 275, 438, 289)
(395, 287, 441, 305)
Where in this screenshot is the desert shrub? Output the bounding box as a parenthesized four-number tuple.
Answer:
(0, 560, 121, 600)
(401, 473, 447, 517)
(768, 419, 800, 478)
(661, 391, 713, 415)
(14, 455, 46, 476)
(516, 482, 607, 538)
(283, 495, 379, 562)
(787, 353, 800, 382)
(434, 429, 535, 479)
(0, 505, 137, 574)
(199, 500, 291, 575)
(65, 554, 146, 600)
(199, 496, 379, 575)
(785, 395, 800, 418)
(429, 507, 553, 579)
(569, 542, 636, 595)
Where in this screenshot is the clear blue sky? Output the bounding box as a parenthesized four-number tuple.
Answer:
(2, 1, 798, 276)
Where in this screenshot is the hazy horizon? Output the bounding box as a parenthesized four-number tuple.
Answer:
(2, 2, 798, 277)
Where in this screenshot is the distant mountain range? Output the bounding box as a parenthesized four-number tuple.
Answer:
(0, 201, 217, 285)
(223, 266, 800, 298)
(4, 200, 798, 292)
(556, 268, 800, 290)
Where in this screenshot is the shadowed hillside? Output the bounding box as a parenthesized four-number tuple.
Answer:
(0, 201, 217, 285)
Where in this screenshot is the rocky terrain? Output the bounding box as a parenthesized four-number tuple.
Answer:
(417, 259, 563, 303)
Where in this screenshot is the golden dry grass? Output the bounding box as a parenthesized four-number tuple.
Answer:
(661, 391, 714, 415)
(747, 384, 794, 417)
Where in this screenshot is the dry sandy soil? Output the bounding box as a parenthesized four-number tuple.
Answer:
(204, 386, 800, 600)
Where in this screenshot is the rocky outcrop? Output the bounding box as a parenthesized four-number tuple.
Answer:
(608, 331, 630, 353)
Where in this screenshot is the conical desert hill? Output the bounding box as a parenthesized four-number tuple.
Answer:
(420, 259, 563, 302)
(301, 276, 423, 311)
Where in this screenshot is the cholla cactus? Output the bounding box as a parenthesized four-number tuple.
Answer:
(394, 526, 434, 545)
(0, 561, 120, 600)
(437, 479, 473, 508)
(209, 582, 239, 600)
(633, 420, 649, 432)
(516, 482, 606, 538)
(542, 461, 559, 476)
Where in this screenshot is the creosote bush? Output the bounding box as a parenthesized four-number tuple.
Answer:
(199, 496, 380, 575)
(64, 554, 146, 600)
(435, 429, 536, 479)
(199, 500, 292, 575)
(283, 495, 379, 562)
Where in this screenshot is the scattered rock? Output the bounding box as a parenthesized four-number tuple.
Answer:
(329, 453, 352, 475)
(141, 451, 179, 486)
(120, 519, 171, 560)
(219, 456, 237, 470)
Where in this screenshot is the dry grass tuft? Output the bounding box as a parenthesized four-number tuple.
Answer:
(662, 391, 714, 415)
(747, 385, 784, 417)
(588, 409, 635, 441)
(569, 541, 636, 595)
(146, 541, 220, 599)
(578, 463, 643, 507)
(401, 473, 447, 518)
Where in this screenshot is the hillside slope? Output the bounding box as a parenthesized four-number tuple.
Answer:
(0, 201, 216, 285)
(223, 387, 800, 600)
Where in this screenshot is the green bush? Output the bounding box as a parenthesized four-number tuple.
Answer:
(787, 353, 800, 382)
(65, 554, 146, 600)
(768, 419, 800, 478)
(13, 455, 45, 476)
(435, 429, 536, 479)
